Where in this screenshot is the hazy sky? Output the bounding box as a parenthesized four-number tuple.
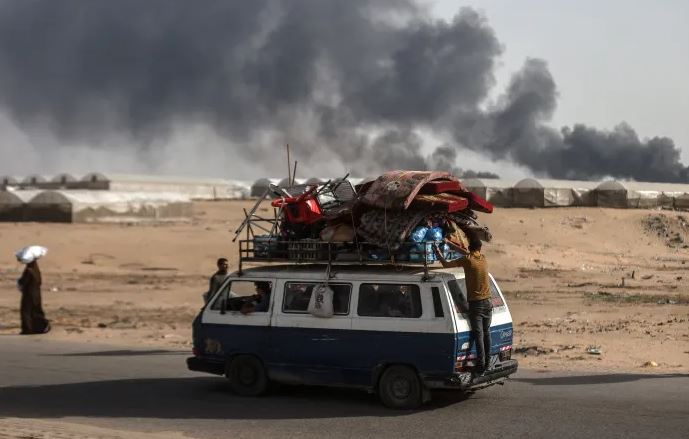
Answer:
(0, 1, 686, 180)
(431, 0, 689, 165)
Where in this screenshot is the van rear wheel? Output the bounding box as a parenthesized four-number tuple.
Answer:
(227, 355, 268, 396)
(378, 365, 423, 409)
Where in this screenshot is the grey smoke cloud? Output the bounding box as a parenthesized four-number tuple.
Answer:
(459, 58, 688, 182)
(0, 0, 685, 182)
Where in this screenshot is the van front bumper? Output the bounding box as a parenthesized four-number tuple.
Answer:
(187, 356, 225, 376)
(424, 359, 518, 390)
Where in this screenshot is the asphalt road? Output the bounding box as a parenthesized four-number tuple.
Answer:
(0, 336, 687, 439)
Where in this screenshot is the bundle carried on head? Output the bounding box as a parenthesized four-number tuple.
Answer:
(15, 245, 48, 264)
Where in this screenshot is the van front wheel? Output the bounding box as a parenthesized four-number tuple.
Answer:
(378, 365, 423, 409)
(227, 355, 268, 396)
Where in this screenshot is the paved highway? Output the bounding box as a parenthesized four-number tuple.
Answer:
(0, 337, 687, 438)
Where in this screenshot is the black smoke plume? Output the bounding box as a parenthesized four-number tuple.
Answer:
(0, 0, 685, 181)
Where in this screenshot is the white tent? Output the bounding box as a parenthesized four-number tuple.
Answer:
(592, 181, 689, 208)
(20, 174, 50, 188)
(512, 178, 599, 207)
(512, 178, 544, 207)
(0, 191, 23, 221)
(0, 190, 41, 221)
(463, 178, 518, 207)
(26, 190, 193, 223)
(595, 181, 656, 208)
(43, 173, 80, 189)
(650, 183, 689, 210)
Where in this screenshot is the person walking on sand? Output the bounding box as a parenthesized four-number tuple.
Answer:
(17, 260, 51, 334)
(435, 234, 492, 375)
(204, 258, 230, 303)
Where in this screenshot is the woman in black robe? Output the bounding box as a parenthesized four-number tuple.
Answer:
(17, 260, 51, 334)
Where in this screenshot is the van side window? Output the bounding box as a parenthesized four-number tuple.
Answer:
(431, 287, 444, 317)
(446, 280, 469, 313)
(489, 280, 505, 307)
(283, 282, 352, 315)
(210, 280, 272, 312)
(357, 283, 422, 318)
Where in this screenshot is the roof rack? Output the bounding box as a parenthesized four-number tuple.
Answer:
(238, 238, 447, 279)
(233, 175, 457, 279)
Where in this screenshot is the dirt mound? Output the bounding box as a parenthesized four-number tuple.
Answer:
(643, 213, 689, 248)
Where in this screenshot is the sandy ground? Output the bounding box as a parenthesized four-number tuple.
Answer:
(1, 200, 688, 373)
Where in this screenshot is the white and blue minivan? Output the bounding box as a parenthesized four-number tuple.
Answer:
(187, 264, 517, 409)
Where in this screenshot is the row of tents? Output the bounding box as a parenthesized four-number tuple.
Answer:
(3, 174, 689, 223)
(462, 178, 689, 209)
(0, 190, 193, 223)
(251, 177, 689, 209)
(1, 173, 250, 200)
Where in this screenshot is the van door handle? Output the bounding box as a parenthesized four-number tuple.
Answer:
(311, 337, 337, 341)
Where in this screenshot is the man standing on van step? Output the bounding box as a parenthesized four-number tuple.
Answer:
(204, 258, 229, 303)
(435, 235, 492, 375)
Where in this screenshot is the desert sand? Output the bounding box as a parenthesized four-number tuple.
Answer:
(1, 200, 687, 372)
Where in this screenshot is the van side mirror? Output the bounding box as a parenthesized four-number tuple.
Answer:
(220, 298, 227, 315)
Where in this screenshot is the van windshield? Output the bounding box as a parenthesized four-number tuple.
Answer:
(447, 278, 504, 314)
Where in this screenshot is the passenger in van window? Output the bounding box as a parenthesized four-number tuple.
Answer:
(204, 258, 229, 303)
(384, 285, 412, 317)
(286, 284, 312, 311)
(379, 291, 402, 317)
(435, 235, 493, 375)
(241, 281, 271, 314)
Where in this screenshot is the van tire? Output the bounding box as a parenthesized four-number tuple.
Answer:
(227, 355, 268, 396)
(378, 365, 423, 409)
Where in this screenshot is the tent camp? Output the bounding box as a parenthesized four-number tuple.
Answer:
(512, 178, 599, 207)
(25, 190, 193, 223)
(595, 181, 689, 208)
(645, 182, 689, 210)
(78, 173, 245, 200)
(463, 178, 517, 207)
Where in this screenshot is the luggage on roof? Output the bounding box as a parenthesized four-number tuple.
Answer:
(234, 170, 494, 270)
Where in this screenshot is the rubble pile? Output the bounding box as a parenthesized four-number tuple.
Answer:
(249, 170, 495, 264)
